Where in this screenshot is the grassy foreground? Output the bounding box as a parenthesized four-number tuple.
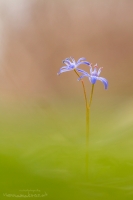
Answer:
(0, 101, 133, 200)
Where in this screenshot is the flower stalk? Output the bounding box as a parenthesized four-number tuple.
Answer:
(86, 84, 94, 177)
(74, 69, 95, 177)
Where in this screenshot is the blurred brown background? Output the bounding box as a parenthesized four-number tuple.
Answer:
(0, 0, 133, 105)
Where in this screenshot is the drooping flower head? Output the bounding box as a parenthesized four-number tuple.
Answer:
(57, 57, 90, 75)
(78, 63, 108, 89)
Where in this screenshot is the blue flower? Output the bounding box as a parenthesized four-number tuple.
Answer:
(57, 57, 90, 75)
(78, 63, 108, 89)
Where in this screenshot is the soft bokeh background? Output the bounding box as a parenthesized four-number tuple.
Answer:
(0, 0, 133, 199)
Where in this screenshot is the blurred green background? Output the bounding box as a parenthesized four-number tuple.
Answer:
(0, 0, 133, 199)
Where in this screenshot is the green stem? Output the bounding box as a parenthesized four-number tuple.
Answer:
(86, 84, 95, 145)
(86, 84, 94, 147)
(86, 84, 94, 177)
(89, 84, 95, 108)
(86, 106, 89, 177)
(74, 69, 94, 177)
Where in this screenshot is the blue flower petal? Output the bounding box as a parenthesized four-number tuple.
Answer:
(97, 67, 103, 76)
(77, 69, 91, 81)
(76, 61, 90, 68)
(90, 76, 97, 84)
(77, 57, 86, 63)
(62, 60, 71, 65)
(79, 61, 90, 65)
(97, 77, 108, 89)
(65, 57, 75, 65)
(62, 61, 70, 66)
(64, 58, 71, 61)
(59, 66, 69, 70)
(77, 75, 86, 81)
(70, 57, 75, 63)
(57, 67, 73, 75)
(90, 65, 93, 74)
(76, 68, 90, 76)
